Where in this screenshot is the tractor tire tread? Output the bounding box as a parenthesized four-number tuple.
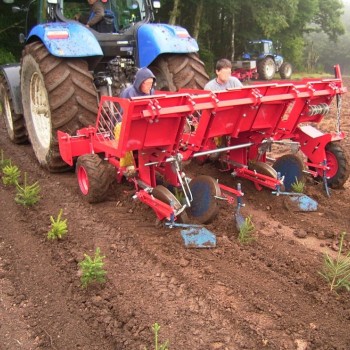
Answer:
(20, 42, 98, 172)
(0, 75, 28, 144)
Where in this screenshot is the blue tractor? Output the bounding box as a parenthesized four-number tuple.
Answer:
(0, 0, 209, 171)
(240, 39, 292, 80)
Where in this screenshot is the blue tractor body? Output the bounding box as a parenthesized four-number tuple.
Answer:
(234, 39, 292, 81)
(0, 0, 209, 171)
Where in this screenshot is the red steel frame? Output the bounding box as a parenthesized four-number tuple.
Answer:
(58, 65, 346, 220)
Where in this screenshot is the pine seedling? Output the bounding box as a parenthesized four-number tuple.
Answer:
(238, 215, 255, 244)
(15, 172, 40, 206)
(47, 209, 68, 240)
(79, 247, 107, 288)
(319, 232, 350, 292)
(0, 149, 11, 171)
(291, 177, 305, 193)
(2, 163, 20, 186)
(144, 322, 169, 350)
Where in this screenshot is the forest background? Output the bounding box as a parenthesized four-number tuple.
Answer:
(0, 0, 350, 76)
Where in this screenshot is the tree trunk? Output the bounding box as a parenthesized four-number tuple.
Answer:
(192, 0, 203, 40)
(231, 15, 235, 61)
(169, 0, 181, 25)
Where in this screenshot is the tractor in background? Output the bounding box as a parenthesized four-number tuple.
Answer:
(0, 0, 209, 172)
(232, 39, 292, 82)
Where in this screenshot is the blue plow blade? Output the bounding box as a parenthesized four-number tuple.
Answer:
(180, 227, 216, 248)
(289, 195, 318, 211)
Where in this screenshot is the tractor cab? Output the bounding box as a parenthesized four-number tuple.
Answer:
(57, 0, 155, 32)
(243, 40, 282, 66)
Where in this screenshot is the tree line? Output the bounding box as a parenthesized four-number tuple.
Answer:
(0, 0, 347, 74)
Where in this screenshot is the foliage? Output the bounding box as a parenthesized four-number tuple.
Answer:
(79, 247, 107, 288)
(291, 177, 305, 193)
(238, 215, 255, 244)
(15, 172, 40, 206)
(0, 149, 11, 171)
(144, 322, 169, 350)
(47, 209, 68, 240)
(0, 0, 347, 74)
(2, 162, 20, 186)
(319, 232, 350, 292)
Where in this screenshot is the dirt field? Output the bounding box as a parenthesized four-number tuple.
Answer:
(1, 77, 350, 350)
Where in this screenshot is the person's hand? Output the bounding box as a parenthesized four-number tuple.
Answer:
(86, 24, 90, 27)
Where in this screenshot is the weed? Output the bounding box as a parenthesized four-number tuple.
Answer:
(238, 215, 255, 244)
(79, 247, 107, 288)
(2, 163, 20, 186)
(144, 322, 169, 350)
(319, 232, 350, 292)
(0, 149, 11, 171)
(47, 209, 68, 240)
(15, 172, 40, 206)
(291, 177, 305, 193)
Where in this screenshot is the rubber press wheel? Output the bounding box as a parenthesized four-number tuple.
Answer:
(152, 185, 189, 223)
(187, 175, 221, 224)
(273, 154, 305, 192)
(76, 154, 115, 203)
(309, 142, 350, 189)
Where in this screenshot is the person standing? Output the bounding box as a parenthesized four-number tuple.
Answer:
(204, 58, 243, 91)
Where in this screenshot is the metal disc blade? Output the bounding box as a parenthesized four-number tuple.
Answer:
(273, 154, 304, 191)
(248, 161, 278, 179)
(152, 185, 188, 223)
(188, 175, 221, 224)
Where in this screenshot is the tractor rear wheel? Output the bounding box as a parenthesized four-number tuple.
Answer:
(76, 154, 115, 203)
(20, 42, 98, 172)
(257, 57, 276, 80)
(312, 142, 350, 189)
(0, 75, 27, 143)
(279, 62, 292, 79)
(149, 53, 209, 91)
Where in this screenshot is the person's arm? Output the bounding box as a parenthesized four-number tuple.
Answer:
(87, 3, 105, 26)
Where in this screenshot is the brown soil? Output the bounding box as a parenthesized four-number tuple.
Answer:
(1, 77, 350, 350)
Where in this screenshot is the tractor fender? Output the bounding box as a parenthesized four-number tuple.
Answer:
(0, 64, 23, 115)
(137, 23, 199, 67)
(27, 22, 103, 58)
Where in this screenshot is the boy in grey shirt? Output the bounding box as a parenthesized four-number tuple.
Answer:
(204, 58, 243, 91)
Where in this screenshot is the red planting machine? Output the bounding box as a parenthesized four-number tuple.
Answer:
(58, 65, 349, 245)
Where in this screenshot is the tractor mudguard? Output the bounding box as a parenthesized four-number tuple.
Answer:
(27, 22, 103, 58)
(137, 23, 199, 67)
(0, 64, 23, 115)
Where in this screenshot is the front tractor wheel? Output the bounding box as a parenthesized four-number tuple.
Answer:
(0, 75, 27, 143)
(20, 42, 98, 172)
(257, 57, 276, 80)
(279, 62, 292, 79)
(76, 154, 115, 203)
(149, 53, 209, 91)
(313, 142, 350, 189)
